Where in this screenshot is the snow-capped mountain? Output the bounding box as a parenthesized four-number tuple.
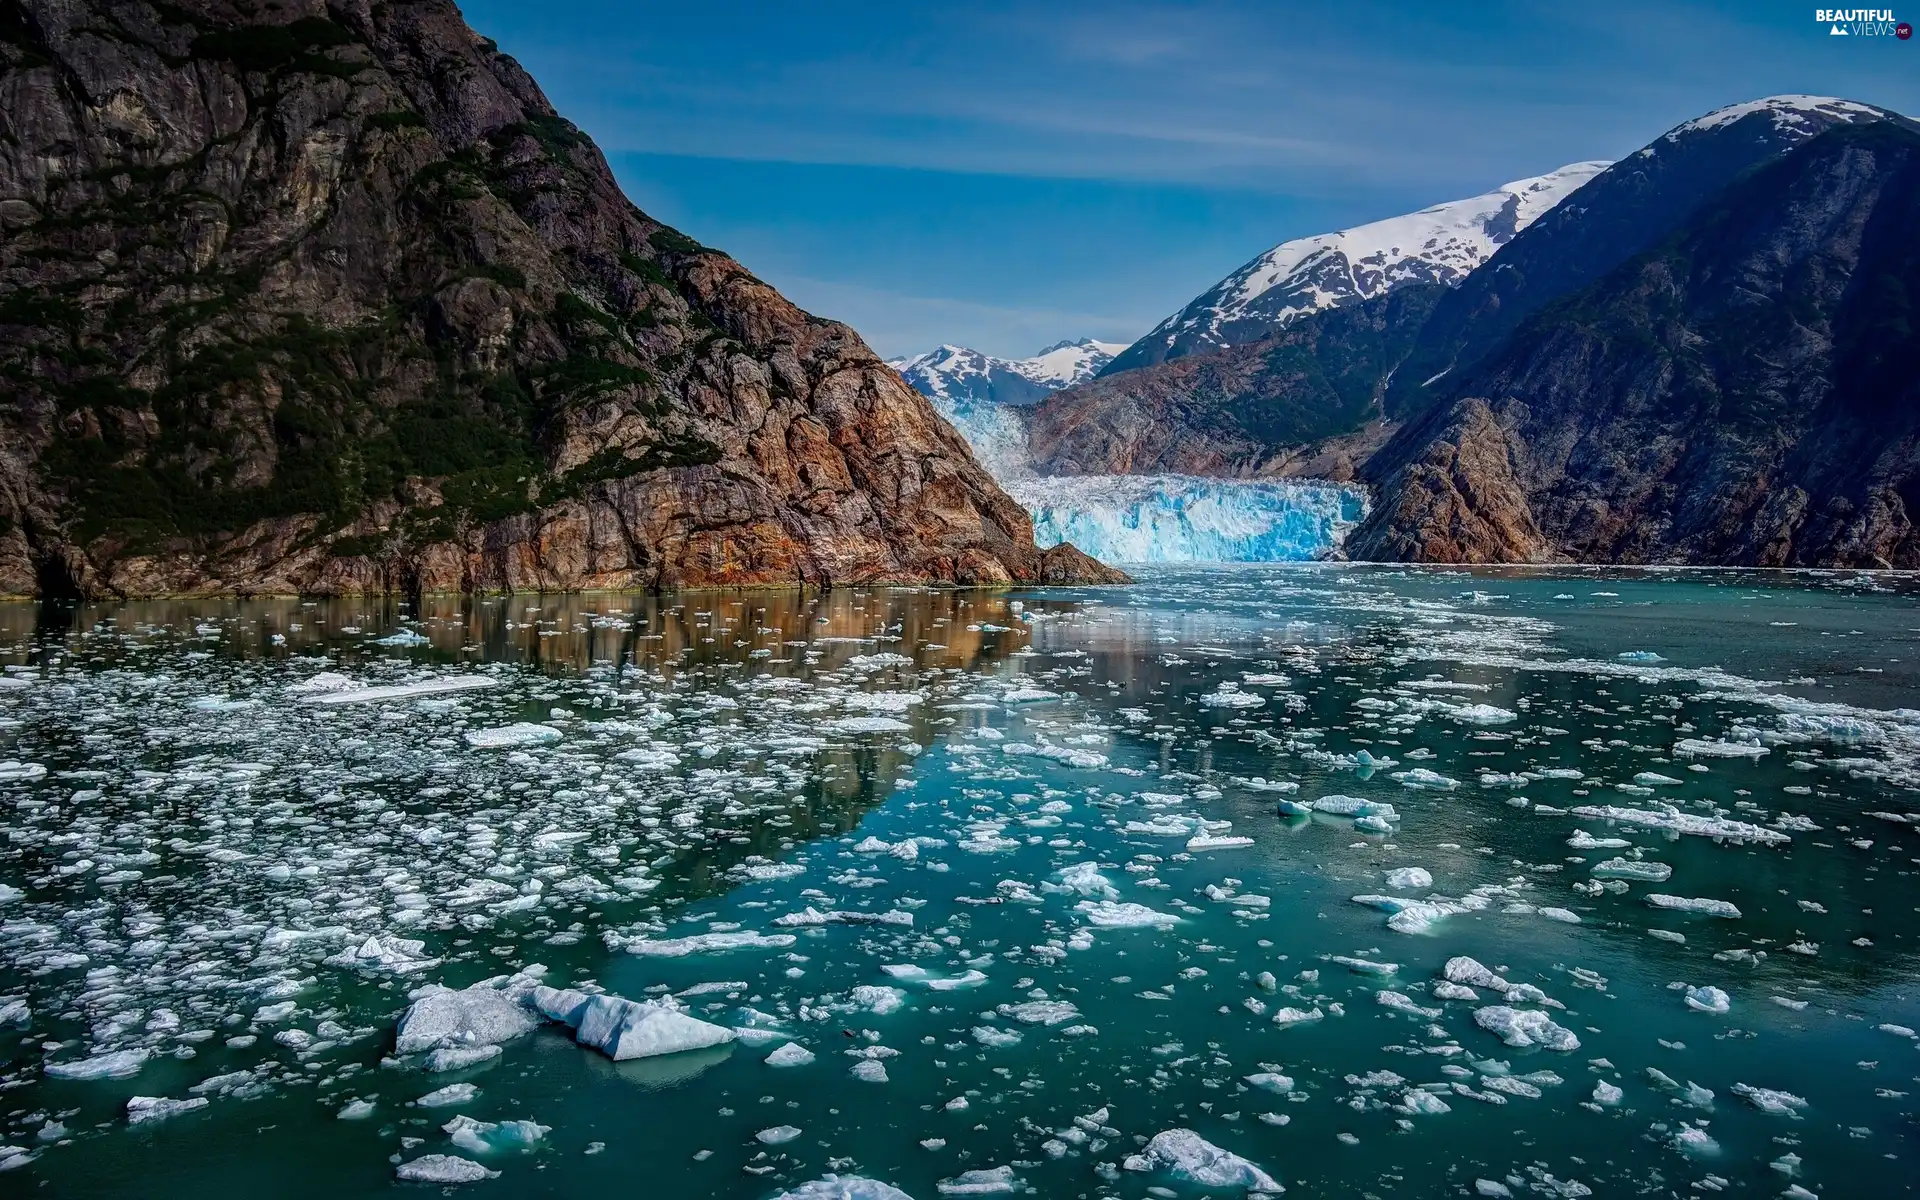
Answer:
(1655, 94, 1887, 142)
(888, 339, 1130, 407)
(1103, 161, 1611, 374)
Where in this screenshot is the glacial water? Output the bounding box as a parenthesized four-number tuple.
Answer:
(1, 566, 1917, 1199)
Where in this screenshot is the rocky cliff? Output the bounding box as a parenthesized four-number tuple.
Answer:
(1024, 285, 1441, 478)
(1352, 120, 1920, 567)
(0, 0, 1123, 597)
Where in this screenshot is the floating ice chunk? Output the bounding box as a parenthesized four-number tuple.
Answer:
(304, 676, 495, 705)
(1671, 1126, 1718, 1155)
(850, 986, 908, 1016)
(1433, 982, 1478, 1001)
(1538, 907, 1580, 924)
(1731, 1083, 1808, 1116)
(1879, 1023, 1918, 1039)
(757, 1125, 803, 1145)
(1448, 704, 1516, 725)
(374, 629, 430, 646)
(1377, 990, 1441, 1018)
(337, 1099, 376, 1120)
(1647, 895, 1741, 919)
(395, 1154, 498, 1183)
(830, 716, 914, 734)
(1392, 768, 1457, 791)
(774, 908, 914, 929)
(1473, 1007, 1580, 1051)
(1633, 772, 1682, 786)
(1674, 737, 1766, 759)
(426, 1045, 503, 1072)
(1048, 862, 1119, 899)
(1568, 804, 1788, 845)
(1245, 1071, 1295, 1093)
(1271, 1007, 1324, 1026)
(766, 1042, 816, 1067)
(1332, 955, 1398, 975)
(1199, 684, 1265, 709)
(444, 1114, 550, 1153)
(770, 1178, 914, 1200)
(971, 1026, 1022, 1048)
(1398, 1088, 1453, 1115)
(997, 1000, 1080, 1026)
(464, 723, 562, 748)
(613, 931, 797, 956)
(573, 995, 735, 1061)
(1073, 900, 1180, 928)
(1123, 1129, 1280, 1192)
(850, 1059, 890, 1082)
(1684, 986, 1730, 1014)
(416, 1083, 479, 1108)
(1592, 1080, 1623, 1106)
(126, 1096, 208, 1124)
(0, 762, 45, 782)
(937, 1165, 1022, 1195)
(326, 934, 439, 975)
(0, 883, 21, 904)
(1187, 834, 1255, 851)
(999, 688, 1060, 703)
(45, 1048, 149, 1080)
(1313, 795, 1397, 818)
(395, 984, 540, 1056)
(529, 986, 592, 1027)
(1591, 858, 1671, 882)
(1617, 651, 1666, 664)
(1385, 867, 1432, 889)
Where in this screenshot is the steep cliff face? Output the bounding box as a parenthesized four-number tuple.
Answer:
(1383, 95, 1902, 422)
(1352, 120, 1920, 568)
(1023, 286, 1441, 479)
(0, 0, 1122, 597)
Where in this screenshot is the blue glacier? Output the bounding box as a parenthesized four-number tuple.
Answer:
(930, 396, 1036, 481)
(1006, 473, 1368, 563)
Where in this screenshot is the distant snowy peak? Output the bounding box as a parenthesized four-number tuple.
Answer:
(889, 338, 1129, 407)
(1659, 95, 1890, 143)
(1109, 161, 1611, 372)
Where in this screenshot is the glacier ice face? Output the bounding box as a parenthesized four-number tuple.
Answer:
(1007, 474, 1366, 563)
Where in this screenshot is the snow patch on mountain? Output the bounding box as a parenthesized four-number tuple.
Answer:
(889, 339, 1129, 406)
(1661, 95, 1887, 142)
(1119, 160, 1610, 366)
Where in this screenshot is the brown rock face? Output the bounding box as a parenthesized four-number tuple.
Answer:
(0, 0, 1121, 597)
(1023, 286, 1441, 480)
(1353, 121, 1920, 568)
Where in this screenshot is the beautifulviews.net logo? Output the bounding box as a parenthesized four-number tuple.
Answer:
(1816, 8, 1912, 35)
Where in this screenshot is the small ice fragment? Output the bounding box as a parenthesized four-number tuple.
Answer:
(766, 1042, 816, 1067)
(1684, 986, 1730, 1014)
(126, 1096, 208, 1124)
(1647, 895, 1741, 919)
(1473, 1007, 1580, 1051)
(574, 995, 735, 1061)
(463, 723, 562, 748)
(395, 1154, 499, 1183)
(757, 1125, 803, 1145)
(1385, 867, 1432, 890)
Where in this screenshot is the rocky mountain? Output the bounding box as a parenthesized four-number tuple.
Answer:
(1351, 117, 1920, 567)
(0, 0, 1122, 597)
(1024, 286, 1444, 478)
(1384, 95, 1902, 420)
(889, 339, 1127, 407)
(1102, 162, 1610, 375)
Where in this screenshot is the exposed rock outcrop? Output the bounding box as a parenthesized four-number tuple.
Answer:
(0, 0, 1121, 597)
(1353, 120, 1920, 567)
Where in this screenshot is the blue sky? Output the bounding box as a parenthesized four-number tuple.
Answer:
(460, 0, 1920, 359)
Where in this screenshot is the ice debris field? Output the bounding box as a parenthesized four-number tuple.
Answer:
(0, 566, 1916, 1198)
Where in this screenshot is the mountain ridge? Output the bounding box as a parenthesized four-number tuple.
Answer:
(1102, 161, 1610, 375)
(0, 0, 1124, 596)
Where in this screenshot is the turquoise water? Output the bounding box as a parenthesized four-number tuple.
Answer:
(0, 566, 1917, 1198)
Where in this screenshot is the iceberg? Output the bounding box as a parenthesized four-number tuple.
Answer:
(573, 995, 735, 1061)
(395, 984, 541, 1056)
(1006, 474, 1365, 563)
(395, 1154, 498, 1183)
(1123, 1129, 1281, 1192)
(771, 1178, 914, 1200)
